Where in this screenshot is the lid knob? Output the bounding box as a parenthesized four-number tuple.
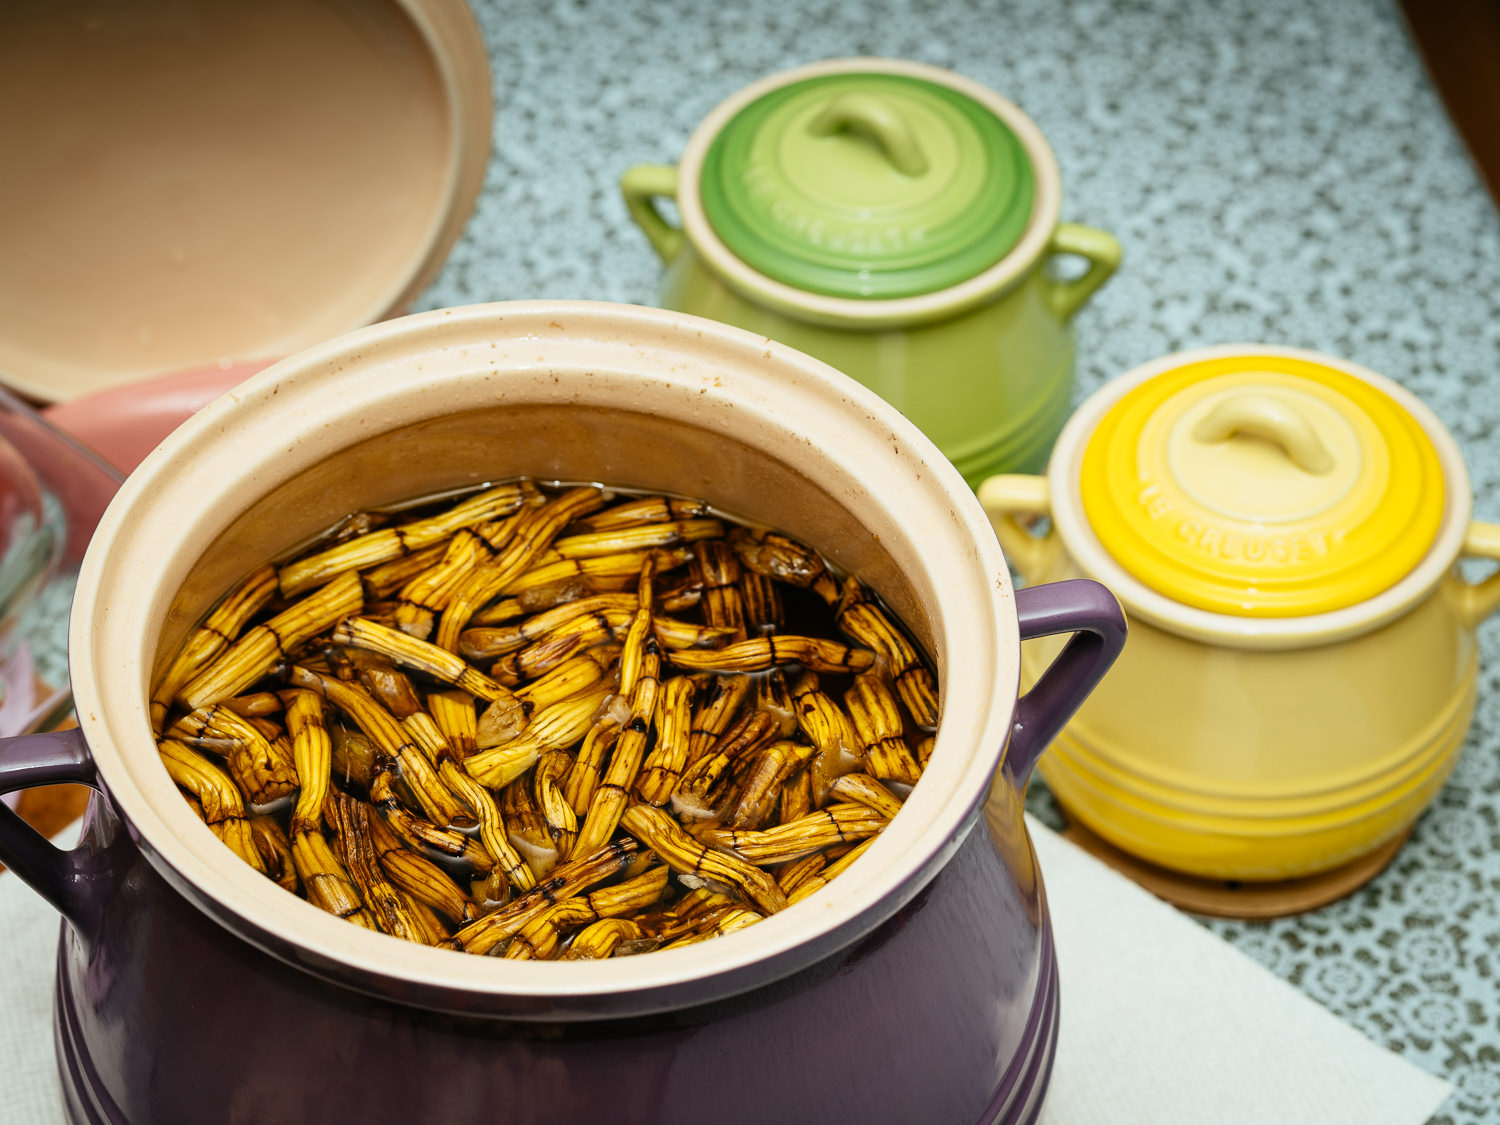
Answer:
(1190, 391, 1335, 476)
(807, 93, 929, 177)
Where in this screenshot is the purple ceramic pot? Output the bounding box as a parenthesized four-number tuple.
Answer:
(0, 303, 1124, 1124)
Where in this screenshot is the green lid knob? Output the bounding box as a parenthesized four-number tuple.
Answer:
(699, 73, 1035, 300)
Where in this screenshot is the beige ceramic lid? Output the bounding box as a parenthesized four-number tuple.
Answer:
(0, 0, 491, 402)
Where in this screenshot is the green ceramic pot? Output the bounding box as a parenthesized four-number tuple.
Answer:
(623, 58, 1121, 486)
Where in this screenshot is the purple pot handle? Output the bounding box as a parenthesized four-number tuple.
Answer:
(1007, 579, 1127, 785)
(0, 727, 114, 933)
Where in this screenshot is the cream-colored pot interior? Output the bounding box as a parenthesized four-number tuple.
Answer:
(71, 302, 1021, 1005)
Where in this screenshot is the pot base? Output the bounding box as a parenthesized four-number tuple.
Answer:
(54, 929, 1059, 1125)
(1059, 816, 1410, 920)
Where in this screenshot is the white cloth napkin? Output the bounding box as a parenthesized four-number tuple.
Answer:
(1032, 818, 1453, 1124)
(0, 820, 1453, 1124)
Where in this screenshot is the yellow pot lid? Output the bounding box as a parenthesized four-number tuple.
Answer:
(1079, 353, 1446, 617)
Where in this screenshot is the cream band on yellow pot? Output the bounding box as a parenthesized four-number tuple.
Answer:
(979, 344, 1500, 880)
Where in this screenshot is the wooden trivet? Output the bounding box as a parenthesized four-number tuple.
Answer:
(1059, 817, 1412, 920)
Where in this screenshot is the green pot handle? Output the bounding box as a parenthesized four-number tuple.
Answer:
(1043, 223, 1122, 321)
(621, 164, 685, 264)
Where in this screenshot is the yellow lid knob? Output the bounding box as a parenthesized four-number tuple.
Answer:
(1079, 353, 1445, 616)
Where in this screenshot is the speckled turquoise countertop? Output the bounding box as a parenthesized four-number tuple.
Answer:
(20, 0, 1499, 1120)
(412, 1, 1500, 1119)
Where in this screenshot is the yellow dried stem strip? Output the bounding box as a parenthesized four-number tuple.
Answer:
(787, 836, 879, 905)
(278, 482, 537, 597)
(326, 793, 427, 943)
(704, 803, 886, 865)
(916, 735, 935, 769)
(793, 678, 863, 804)
(502, 548, 687, 599)
(465, 682, 609, 785)
(361, 542, 448, 600)
(668, 635, 874, 675)
(287, 666, 471, 828)
(371, 771, 495, 872)
(636, 888, 736, 941)
(652, 616, 738, 651)
(428, 691, 478, 760)
(290, 828, 369, 923)
(441, 762, 534, 892)
(459, 594, 638, 658)
(692, 539, 746, 639)
(445, 837, 640, 955)
(500, 775, 556, 881)
(686, 674, 752, 765)
(480, 613, 634, 680)
(571, 496, 712, 533)
(776, 850, 828, 896)
(620, 805, 787, 916)
(151, 565, 277, 732)
(169, 705, 299, 806)
(367, 811, 477, 924)
(572, 608, 659, 854)
(332, 617, 511, 702)
(675, 709, 780, 817)
(434, 487, 607, 652)
(727, 740, 816, 830)
(844, 672, 922, 786)
(634, 675, 696, 805)
(779, 769, 812, 824)
(404, 895, 451, 945)
(829, 772, 905, 820)
(158, 741, 268, 877)
(534, 749, 579, 859)
(839, 601, 939, 729)
(559, 917, 645, 960)
(730, 529, 839, 604)
(740, 570, 783, 634)
(249, 816, 299, 893)
(662, 907, 763, 948)
(393, 515, 522, 633)
(282, 689, 331, 832)
(223, 691, 284, 718)
(563, 718, 619, 816)
(179, 570, 364, 711)
(513, 648, 617, 712)
(549, 519, 724, 560)
(505, 867, 669, 960)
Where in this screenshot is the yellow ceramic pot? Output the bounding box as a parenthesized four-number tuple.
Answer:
(980, 345, 1500, 880)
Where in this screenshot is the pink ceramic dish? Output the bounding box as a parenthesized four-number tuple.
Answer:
(43, 363, 264, 475)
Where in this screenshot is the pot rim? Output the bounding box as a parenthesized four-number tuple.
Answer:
(675, 58, 1064, 329)
(68, 300, 1024, 1018)
(1046, 344, 1473, 650)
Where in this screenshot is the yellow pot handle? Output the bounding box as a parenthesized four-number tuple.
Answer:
(621, 164, 685, 264)
(977, 474, 1056, 583)
(1458, 520, 1500, 627)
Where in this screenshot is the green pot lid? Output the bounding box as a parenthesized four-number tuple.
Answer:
(699, 73, 1035, 300)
